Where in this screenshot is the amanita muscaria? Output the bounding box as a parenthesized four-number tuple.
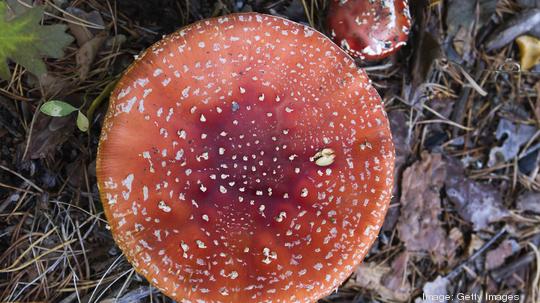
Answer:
(327, 0, 411, 61)
(97, 13, 394, 303)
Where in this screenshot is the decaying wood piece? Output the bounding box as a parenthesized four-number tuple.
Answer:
(486, 9, 540, 51)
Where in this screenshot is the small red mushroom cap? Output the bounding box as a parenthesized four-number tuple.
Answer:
(327, 0, 412, 61)
(97, 13, 394, 303)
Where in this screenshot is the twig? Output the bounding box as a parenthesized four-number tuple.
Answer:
(0, 182, 37, 194)
(486, 9, 540, 51)
(0, 164, 43, 193)
(446, 228, 507, 280)
(458, 65, 487, 96)
(21, 99, 43, 161)
(450, 86, 472, 137)
(15, 0, 105, 29)
(491, 251, 536, 282)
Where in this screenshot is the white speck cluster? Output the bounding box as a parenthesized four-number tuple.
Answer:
(97, 12, 395, 303)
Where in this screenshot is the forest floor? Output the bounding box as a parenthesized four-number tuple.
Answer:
(0, 0, 539, 302)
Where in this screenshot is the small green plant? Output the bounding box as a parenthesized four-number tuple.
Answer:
(40, 101, 89, 132)
(0, 2, 73, 80)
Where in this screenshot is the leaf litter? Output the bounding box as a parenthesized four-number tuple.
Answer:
(397, 152, 460, 264)
(446, 157, 510, 231)
(346, 253, 411, 303)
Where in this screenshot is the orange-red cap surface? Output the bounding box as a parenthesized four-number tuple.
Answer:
(328, 0, 411, 61)
(97, 12, 394, 303)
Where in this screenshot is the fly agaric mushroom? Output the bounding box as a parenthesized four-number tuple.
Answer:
(327, 0, 411, 61)
(97, 13, 394, 303)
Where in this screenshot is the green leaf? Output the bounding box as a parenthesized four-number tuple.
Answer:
(5, 0, 32, 16)
(76, 111, 89, 132)
(40, 100, 78, 117)
(0, 2, 74, 80)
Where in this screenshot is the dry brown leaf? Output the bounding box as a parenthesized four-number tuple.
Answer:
(517, 192, 540, 214)
(23, 114, 74, 160)
(467, 233, 485, 256)
(76, 32, 107, 81)
(383, 111, 412, 231)
(445, 158, 509, 231)
(397, 152, 457, 263)
(0, 127, 7, 139)
(485, 239, 520, 270)
(488, 118, 537, 167)
(381, 252, 412, 301)
(65, 7, 105, 46)
(32, 73, 72, 98)
(414, 276, 450, 303)
(453, 26, 472, 57)
(349, 259, 410, 302)
(447, 227, 464, 260)
(390, 111, 412, 183)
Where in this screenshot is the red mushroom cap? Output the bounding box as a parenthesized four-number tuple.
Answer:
(327, 0, 411, 61)
(97, 12, 394, 303)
